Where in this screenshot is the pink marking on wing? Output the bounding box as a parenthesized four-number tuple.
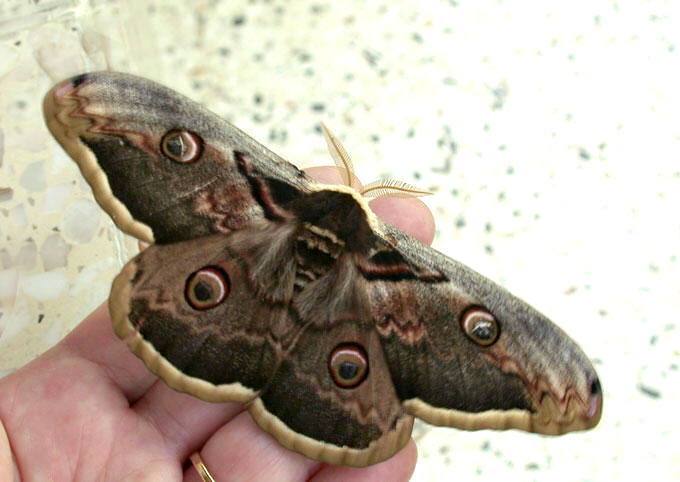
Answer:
(53, 79, 76, 98)
(376, 316, 425, 344)
(587, 390, 602, 419)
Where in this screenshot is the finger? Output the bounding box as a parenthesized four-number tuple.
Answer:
(183, 411, 319, 482)
(182, 411, 416, 482)
(60, 302, 157, 401)
(0, 420, 17, 482)
(304, 165, 362, 190)
(369, 196, 435, 245)
(310, 439, 417, 482)
(305, 166, 435, 245)
(132, 381, 244, 460)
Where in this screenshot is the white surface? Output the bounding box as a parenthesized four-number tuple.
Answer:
(1, 0, 678, 479)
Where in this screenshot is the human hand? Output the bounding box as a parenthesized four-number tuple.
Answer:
(0, 167, 434, 481)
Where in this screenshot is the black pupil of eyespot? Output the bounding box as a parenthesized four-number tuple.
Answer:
(590, 378, 601, 395)
(472, 320, 494, 340)
(338, 361, 358, 380)
(193, 279, 213, 301)
(166, 135, 185, 157)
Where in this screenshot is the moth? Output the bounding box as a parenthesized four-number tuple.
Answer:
(44, 72, 602, 467)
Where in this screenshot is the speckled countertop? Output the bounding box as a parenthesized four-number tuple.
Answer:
(1, 0, 679, 480)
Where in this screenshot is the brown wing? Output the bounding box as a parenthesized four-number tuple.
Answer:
(362, 223, 603, 436)
(44, 71, 315, 244)
(110, 225, 301, 403)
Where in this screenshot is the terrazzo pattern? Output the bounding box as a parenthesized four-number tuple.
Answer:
(1, 0, 679, 480)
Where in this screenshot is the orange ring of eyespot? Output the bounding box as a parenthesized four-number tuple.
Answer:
(161, 130, 203, 163)
(185, 266, 230, 310)
(328, 343, 369, 389)
(460, 307, 499, 346)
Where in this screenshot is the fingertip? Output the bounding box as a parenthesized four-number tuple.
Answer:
(304, 166, 362, 191)
(369, 197, 435, 245)
(402, 438, 419, 470)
